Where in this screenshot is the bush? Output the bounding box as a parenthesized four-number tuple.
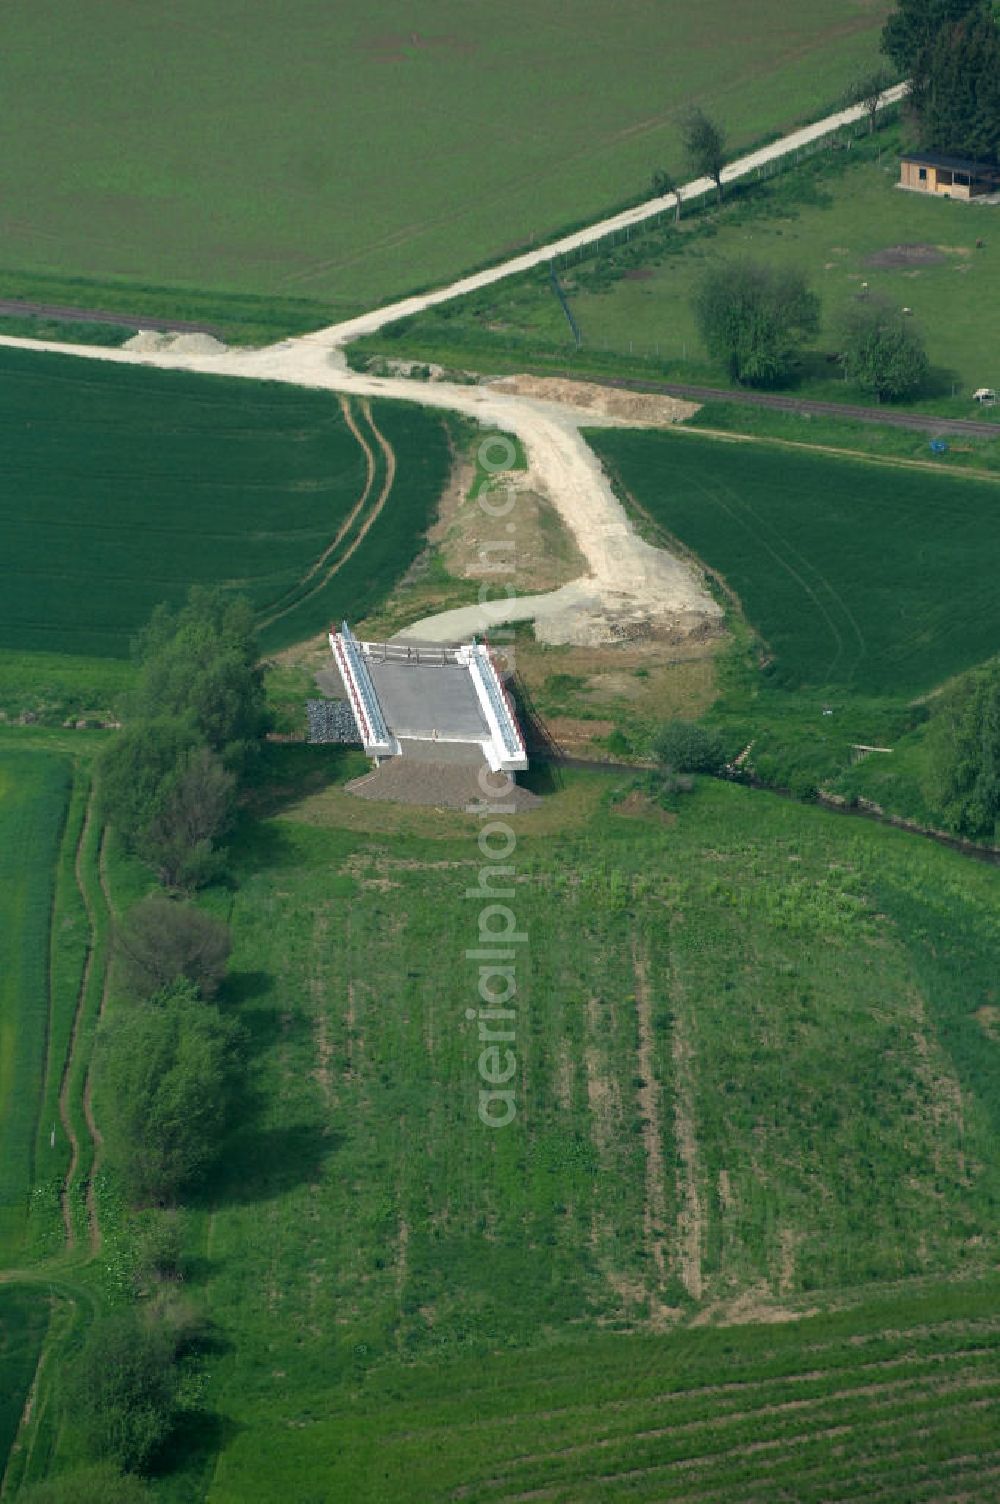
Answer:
(98, 983, 238, 1205)
(17, 1465, 151, 1503)
(134, 1208, 187, 1287)
(922, 658, 1000, 840)
(115, 894, 231, 1001)
(653, 720, 726, 774)
(65, 1314, 179, 1473)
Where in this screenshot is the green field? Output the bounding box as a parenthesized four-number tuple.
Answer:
(590, 427, 1000, 695)
(212, 1279, 1000, 1502)
(357, 123, 1000, 411)
(0, 2, 889, 318)
(122, 763, 1000, 1498)
(0, 752, 71, 1259)
(0, 1286, 51, 1482)
(0, 348, 451, 660)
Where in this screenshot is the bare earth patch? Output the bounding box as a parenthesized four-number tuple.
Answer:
(490, 373, 700, 426)
(865, 243, 947, 269)
(662, 946, 705, 1302)
(428, 453, 586, 595)
(975, 1005, 1000, 1041)
(632, 938, 670, 1285)
(614, 791, 677, 826)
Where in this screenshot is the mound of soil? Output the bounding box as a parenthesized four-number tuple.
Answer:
(865, 243, 946, 269)
(124, 331, 227, 354)
(490, 373, 699, 425)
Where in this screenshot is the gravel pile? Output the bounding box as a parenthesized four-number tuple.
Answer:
(306, 699, 360, 744)
(348, 752, 541, 812)
(124, 331, 228, 354)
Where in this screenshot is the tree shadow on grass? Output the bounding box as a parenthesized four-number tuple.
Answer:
(199, 1121, 341, 1208)
(150, 1407, 242, 1490)
(241, 742, 367, 819)
(218, 967, 271, 1009)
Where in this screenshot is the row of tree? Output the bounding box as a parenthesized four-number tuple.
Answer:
(695, 259, 930, 398)
(883, 0, 1000, 161)
(98, 587, 268, 889)
(27, 889, 239, 1493)
(32, 593, 269, 1496)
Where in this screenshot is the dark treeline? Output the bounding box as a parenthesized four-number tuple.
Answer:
(883, 0, 1000, 160)
(52, 589, 270, 1494)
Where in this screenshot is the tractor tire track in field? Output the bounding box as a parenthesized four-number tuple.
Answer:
(664, 942, 705, 1303)
(82, 832, 113, 1255)
(257, 395, 376, 628)
(258, 398, 397, 633)
(56, 785, 99, 1250)
(631, 937, 670, 1292)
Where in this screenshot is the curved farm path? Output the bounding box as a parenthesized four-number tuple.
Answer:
(0, 89, 905, 645)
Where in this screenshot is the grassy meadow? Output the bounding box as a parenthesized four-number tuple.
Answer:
(0, 2, 889, 318)
(121, 764, 1000, 1498)
(356, 123, 1000, 413)
(0, 348, 450, 663)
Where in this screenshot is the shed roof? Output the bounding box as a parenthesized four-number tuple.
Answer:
(900, 149, 1000, 178)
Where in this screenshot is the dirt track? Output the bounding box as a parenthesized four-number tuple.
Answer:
(0, 87, 910, 647)
(0, 332, 723, 645)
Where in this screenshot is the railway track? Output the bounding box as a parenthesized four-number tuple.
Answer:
(595, 376, 1000, 439)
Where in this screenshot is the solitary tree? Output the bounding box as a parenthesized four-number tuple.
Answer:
(681, 108, 726, 202)
(65, 1313, 179, 1473)
(98, 983, 237, 1205)
(695, 260, 820, 385)
(115, 893, 231, 1001)
(849, 66, 896, 133)
(922, 658, 1000, 840)
(651, 167, 682, 221)
(837, 296, 930, 400)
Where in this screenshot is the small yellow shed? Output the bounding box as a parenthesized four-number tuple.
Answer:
(899, 151, 999, 200)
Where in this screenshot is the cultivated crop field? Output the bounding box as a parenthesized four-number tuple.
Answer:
(0, 1285, 50, 1482)
(0, 2, 889, 317)
(160, 768, 1000, 1497)
(0, 751, 71, 1260)
(591, 428, 1000, 695)
(213, 1278, 1000, 1502)
(0, 348, 450, 659)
